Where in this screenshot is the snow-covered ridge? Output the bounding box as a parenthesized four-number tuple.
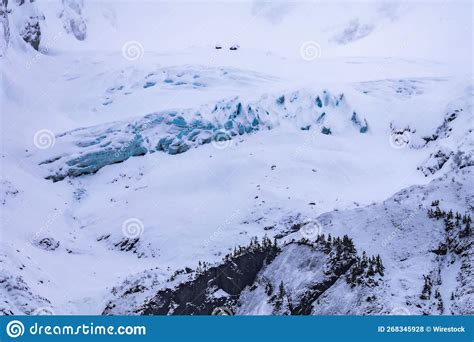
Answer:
(101, 167, 473, 316)
(103, 236, 386, 315)
(417, 85, 474, 177)
(38, 89, 369, 181)
(98, 65, 278, 107)
(354, 78, 448, 100)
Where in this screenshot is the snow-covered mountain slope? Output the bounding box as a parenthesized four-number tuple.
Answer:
(0, 0, 473, 315)
(104, 236, 386, 315)
(100, 166, 473, 316)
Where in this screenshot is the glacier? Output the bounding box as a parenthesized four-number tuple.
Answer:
(38, 90, 369, 181)
(0, 0, 472, 317)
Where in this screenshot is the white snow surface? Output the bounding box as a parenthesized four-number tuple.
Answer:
(0, 0, 473, 315)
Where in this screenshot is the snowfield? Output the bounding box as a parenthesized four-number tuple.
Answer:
(0, 0, 473, 315)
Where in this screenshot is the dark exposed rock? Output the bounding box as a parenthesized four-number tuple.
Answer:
(418, 149, 452, 176)
(136, 237, 279, 315)
(104, 235, 385, 316)
(0, 0, 44, 52)
(0, 0, 10, 56)
(60, 0, 87, 41)
(418, 108, 471, 177)
(0, 273, 51, 315)
(20, 20, 40, 50)
(422, 110, 460, 144)
(420, 204, 473, 314)
(34, 237, 60, 251)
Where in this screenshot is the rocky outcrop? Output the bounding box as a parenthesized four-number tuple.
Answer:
(418, 92, 473, 177)
(103, 236, 385, 315)
(60, 0, 86, 41)
(15, 0, 43, 51)
(0, 272, 51, 315)
(0, 0, 9, 56)
(104, 237, 279, 315)
(418, 148, 452, 176)
(0, 0, 44, 53)
(420, 205, 474, 315)
(0, 0, 87, 56)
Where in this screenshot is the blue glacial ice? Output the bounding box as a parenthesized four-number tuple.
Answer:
(39, 90, 369, 181)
